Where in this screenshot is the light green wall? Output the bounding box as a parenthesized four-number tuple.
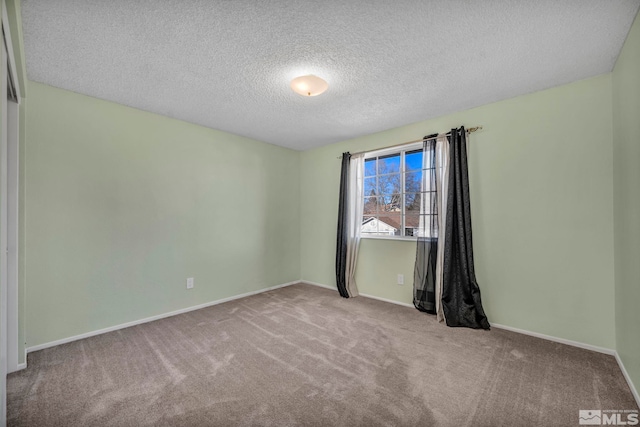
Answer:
(612, 12, 640, 397)
(25, 82, 300, 347)
(301, 74, 616, 349)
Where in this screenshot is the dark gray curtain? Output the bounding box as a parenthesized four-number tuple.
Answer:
(413, 135, 438, 314)
(335, 152, 351, 298)
(442, 127, 490, 329)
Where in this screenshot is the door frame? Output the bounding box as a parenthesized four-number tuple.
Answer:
(1, 1, 22, 424)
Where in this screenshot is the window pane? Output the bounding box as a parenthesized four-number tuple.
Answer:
(361, 215, 378, 235)
(405, 213, 420, 236)
(364, 177, 376, 196)
(379, 194, 401, 212)
(405, 171, 422, 193)
(405, 193, 421, 213)
(377, 214, 401, 236)
(405, 149, 423, 171)
(361, 145, 439, 240)
(364, 158, 377, 177)
(378, 173, 401, 195)
(363, 196, 379, 215)
(378, 153, 400, 174)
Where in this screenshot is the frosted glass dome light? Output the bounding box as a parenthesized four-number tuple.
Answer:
(290, 75, 329, 97)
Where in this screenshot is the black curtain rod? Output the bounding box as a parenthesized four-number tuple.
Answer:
(337, 126, 483, 159)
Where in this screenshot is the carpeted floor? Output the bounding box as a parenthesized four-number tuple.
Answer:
(7, 284, 638, 426)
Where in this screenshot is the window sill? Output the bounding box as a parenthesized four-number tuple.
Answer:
(361, 236, 417, 242)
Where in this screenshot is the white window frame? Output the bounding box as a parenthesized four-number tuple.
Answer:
(362, 141, 423, 241)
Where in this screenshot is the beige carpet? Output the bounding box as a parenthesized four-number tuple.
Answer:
(7, 284, 638, 426)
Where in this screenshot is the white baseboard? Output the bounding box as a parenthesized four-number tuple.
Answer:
(359, 292, 414, 308)
(8, 363, 26, 374)
(7, 349, 28, 373)
(490, 323, 616, 355)
(615, 352, 640, 408)
(301, 280, 336, 291)
(26, 281, 300, 354)
(302, 280, 415, 308)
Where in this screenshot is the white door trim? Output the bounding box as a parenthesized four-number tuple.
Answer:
(0, 25, 8, 427)
(1, 2, 22, 424)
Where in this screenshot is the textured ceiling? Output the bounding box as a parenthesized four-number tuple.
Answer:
(22, 1, 640, 150)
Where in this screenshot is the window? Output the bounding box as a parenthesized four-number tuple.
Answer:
(362, 142, 427, 238)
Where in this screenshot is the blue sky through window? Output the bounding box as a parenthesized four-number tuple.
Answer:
(362, 147, 427, 237)
(365, 150, 423, 176)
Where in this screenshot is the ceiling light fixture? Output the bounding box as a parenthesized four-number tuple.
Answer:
(290, 75, 328, 97)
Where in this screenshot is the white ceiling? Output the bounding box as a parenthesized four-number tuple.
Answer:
(22, 1, 640, 151)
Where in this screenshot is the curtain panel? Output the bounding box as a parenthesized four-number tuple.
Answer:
(413, 135, 439, 313)
(413, 133, 449, 319)
(345, 153, 364, 297)
(335, 152, 363, 298)
(336, 153, 351, 297)
(435, 133, 450, 322)
(441, 128, 490, 329)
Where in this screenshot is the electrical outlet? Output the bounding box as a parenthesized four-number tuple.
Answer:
(397, 274, 404, 285)
(186, 277, 194, 289)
